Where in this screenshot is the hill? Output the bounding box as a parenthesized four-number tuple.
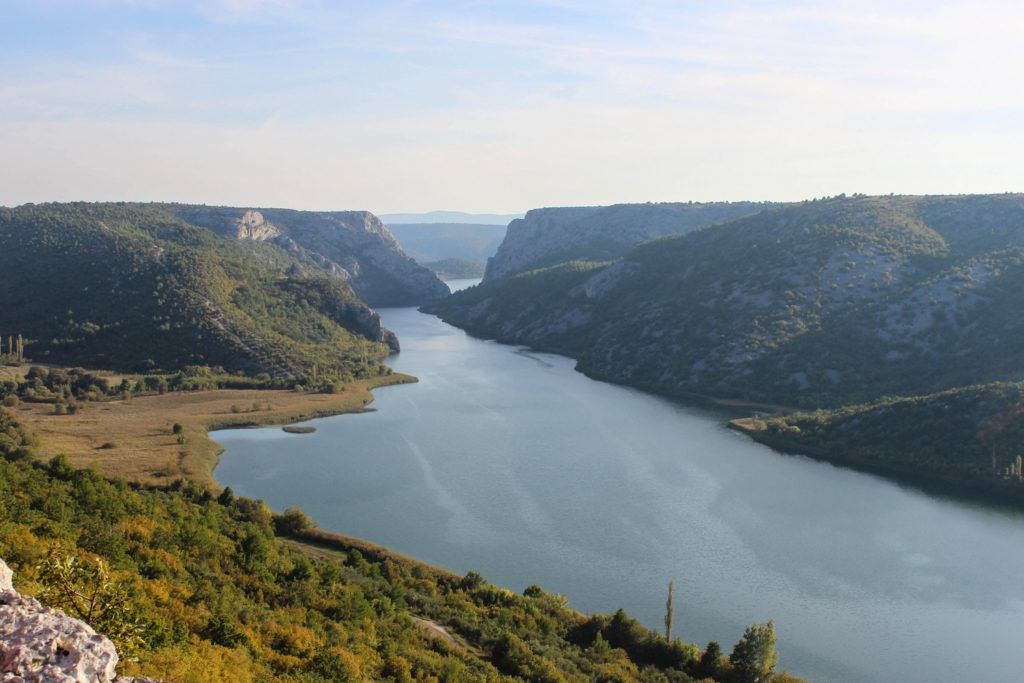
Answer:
(428, 194, 1024, 408)
(732, 381, 1024, 502)
(420, 258, 487, 280)
(0, 202, 401, 377)
(483, 201, 778, 281)
(387, 222, 506, 263)
(164, 205, 449, 307)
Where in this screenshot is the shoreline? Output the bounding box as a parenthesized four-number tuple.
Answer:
(12, 372, 417, 489)
(423, 312, 799, 416)
(428, 314, 1024, 509)
(728, 418, 1024, 510)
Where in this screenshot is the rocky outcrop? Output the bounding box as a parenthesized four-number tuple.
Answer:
(0, 558, 151, 683)
(165, 205, 449, 306)
(484, 201, 777, 281)
(233, 210, 281, 241)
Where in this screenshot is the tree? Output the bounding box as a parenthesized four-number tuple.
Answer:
(664, 580, 675, 641)
(730, 621, 778, 683)
(36, 552, 145, 656)
(217, 486, 235, 506)
(275, 507, 314, 535)
(697, 641, 723, 679)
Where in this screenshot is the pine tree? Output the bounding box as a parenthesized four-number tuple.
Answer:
(730, 621, 778, 683)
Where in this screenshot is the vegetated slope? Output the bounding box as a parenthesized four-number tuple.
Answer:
(165, 205, 449, 306)
(483, 201, 778, 281)
(735, 381, 1024, 500)
(0, 440, 805, 683)
(386, 222, 507, 263)
(420, 258, 486, 279)
(0, 203, 397, 376)
(428, 194, 1024, 408)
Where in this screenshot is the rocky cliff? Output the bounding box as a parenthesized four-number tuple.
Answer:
(0, 558, 153, 683)
(483, 201, 777, 281)
(166, 205, 449, 306)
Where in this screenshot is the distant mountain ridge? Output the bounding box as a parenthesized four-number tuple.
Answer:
(428, 194, 1024, 408)
(380, 210, 523, 225)
(484, 201, 779, 281)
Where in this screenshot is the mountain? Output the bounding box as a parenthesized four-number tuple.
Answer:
(164, 205, 449, 306)
(484, 201, 778, 281)
(0, 202, 402, 376)
(732, 381, 1024, 502)
(386, 222, 507, 263)
(379, 210, 523, 225)
(426, 194, 1024, 409)
(420, 258, 486, 279)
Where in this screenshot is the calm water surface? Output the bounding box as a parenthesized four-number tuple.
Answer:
(215, 279, 1024, 683)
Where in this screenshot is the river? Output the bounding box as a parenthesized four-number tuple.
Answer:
(214, 279, 1024, 683)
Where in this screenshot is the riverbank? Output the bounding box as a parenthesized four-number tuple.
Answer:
(8, 373, 416, 489)
(729, 417, 1024, 508)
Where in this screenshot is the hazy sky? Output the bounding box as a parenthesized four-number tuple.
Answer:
(2, 0, 1022, 213)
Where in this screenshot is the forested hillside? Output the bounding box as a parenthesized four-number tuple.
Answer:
(0, 203, 397, 378)
(734, 382, 1024, 501)
(0, 415, 803, 683)
(430, 194, 1024, 408)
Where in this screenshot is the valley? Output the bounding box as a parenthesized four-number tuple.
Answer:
(215, 294, 1024, 683)
(427, 194, 1024, 504)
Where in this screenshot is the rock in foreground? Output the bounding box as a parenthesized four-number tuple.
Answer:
(0, 558, 151, 683)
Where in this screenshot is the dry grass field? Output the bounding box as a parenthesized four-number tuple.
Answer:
(7, 373, 416, 489)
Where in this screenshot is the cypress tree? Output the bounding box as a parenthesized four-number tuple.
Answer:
(664, 580, 675, 641)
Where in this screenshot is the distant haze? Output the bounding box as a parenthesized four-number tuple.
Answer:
(380, 211, 523, 226)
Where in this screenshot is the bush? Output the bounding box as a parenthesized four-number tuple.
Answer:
(274, 507, 314, 536)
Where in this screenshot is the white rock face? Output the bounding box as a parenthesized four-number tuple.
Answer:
(0, 560, 11, 593)
(0, 558, 152, 683)
(234, 210, 282, 242)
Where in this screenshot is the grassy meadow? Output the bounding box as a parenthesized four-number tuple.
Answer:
(4, 370, 415, 488)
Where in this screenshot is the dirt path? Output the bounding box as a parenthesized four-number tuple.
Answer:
(412, 617, 460, 648)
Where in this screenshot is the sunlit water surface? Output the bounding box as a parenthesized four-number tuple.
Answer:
(215, 279, 1024, 683)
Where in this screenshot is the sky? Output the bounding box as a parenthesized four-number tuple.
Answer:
(1, 0, 1022, 213)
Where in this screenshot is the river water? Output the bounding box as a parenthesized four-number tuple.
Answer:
(214, 279, 1024, 683)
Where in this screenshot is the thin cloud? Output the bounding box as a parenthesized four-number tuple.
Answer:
(1, 0, 1022, 209)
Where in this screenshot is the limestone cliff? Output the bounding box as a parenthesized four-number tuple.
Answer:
(484, 201, 776, 281)
(166, 205, 449, 306)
